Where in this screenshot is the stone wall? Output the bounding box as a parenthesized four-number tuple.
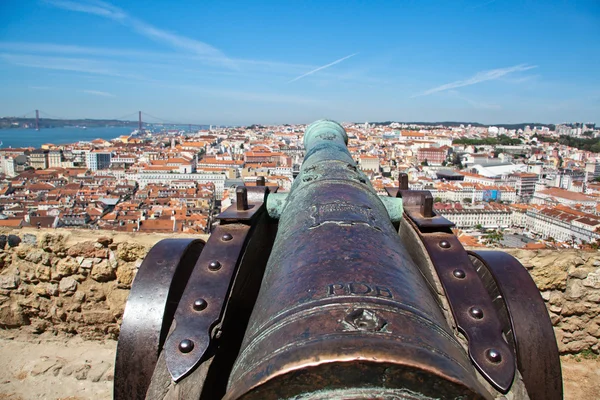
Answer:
(0, 229, 598, 354)
(0, 229, 207, 339)
(504, 249, 600, 354)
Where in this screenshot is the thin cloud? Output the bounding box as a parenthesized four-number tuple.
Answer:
(412, 64, 538, 97)
(0, 41, 314, 73)
(0, 53, 144, 79)
(29, 86, 53, 90)
(81, 89, 115, 97)
(288, 53, 358, 83)
(43, 0, 235, 68)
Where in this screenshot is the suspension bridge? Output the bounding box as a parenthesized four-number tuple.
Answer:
(8, 110, 210, 132)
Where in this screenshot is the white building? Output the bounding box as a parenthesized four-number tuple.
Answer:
(435, 203, 512, 229)
(128, 172, 226, 199)
(0, 157, 16, 177)
(531, 187, 597, 208)
(86, 151, 112, 172)
(524, 207, 600, 243)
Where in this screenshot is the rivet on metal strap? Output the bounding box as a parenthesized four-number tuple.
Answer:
(439, 240, 451, 249)
(208, 260, 221, 271)
(222, 233, 233, 241)
(193, 299, 207, 311)
(486, 348, 502, 363)
(453, 269, 466, 279)
(469, 307, 484, 319)
(178, 339, 194, 353)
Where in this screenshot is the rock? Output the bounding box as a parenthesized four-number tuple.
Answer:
(588, 325, 600, 338)
(74, 364, 91, 380)
(80, 258, 94, 270)
(73, 291, 86, 304)
(59, 277, 78, 293)
(108, 250, 118, 267)
(30, 358, 58, 376)
(94, 248, 109, 259)
(0, 303, 28, 327)
(30, 319, 50, 334)
(7, 235, 21, 248)
(548, 291, 563, 306)
(549, 305, 562, 314)
(55, 257, 79, 278)
(25, 249, 51, 266)
(14, 245, 35, 260)
(116, 262, 137, 287)
(0, 274, 20, 290)
(67, 242, 98, 258)
(21, 233, 37, 246)
(34, 282, 58, 297)
(88, 361, 111, 382)
(97, 236, 113, 247)
(90, 260, 116, 282)
(35, 265, 52, 282)
(540, 291, 551, 301)
(117, 242, 147, 262)
(0, 235, 6, 249)
(528, 252, 584, 291)
(12, 260, 36, 284)
(587, 292, 600, 303)
(582, 272, 600, 289)
(561, 302, 590, 316)
(569, 267, 593, 280)
(94, 242, 104, 249)
(565, 280, 585, 300)
(38, 233, 68, 254)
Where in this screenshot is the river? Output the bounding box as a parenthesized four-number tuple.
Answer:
(0, 127, 136, 149)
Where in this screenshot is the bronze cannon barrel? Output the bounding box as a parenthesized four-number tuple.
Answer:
(224, 120, 489, 399)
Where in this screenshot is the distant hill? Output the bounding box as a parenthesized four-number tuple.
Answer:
(367, 121, 556, 130)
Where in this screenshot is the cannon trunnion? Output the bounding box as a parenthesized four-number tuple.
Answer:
(115, 120, 562, 400)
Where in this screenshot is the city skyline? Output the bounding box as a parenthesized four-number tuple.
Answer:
(0, 0, 599, 125)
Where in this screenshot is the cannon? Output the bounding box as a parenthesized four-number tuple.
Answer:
(114, 120, 562, 399)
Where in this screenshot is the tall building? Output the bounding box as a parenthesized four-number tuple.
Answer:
(585, 162, 600, 182)
(29, 150, 48, 170)
(510, 173, 538, 202)
(48, 150, 63, 168)
(417, 147, 446, 165)
(86, 151, 112, 171)
(0, 156, 16, 177)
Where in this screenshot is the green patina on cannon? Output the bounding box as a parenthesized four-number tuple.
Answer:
(114, 120, 562, 399)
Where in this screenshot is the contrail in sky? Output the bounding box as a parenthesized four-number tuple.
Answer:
(287, 53, 358, 83)
(411, 64, 537, 97)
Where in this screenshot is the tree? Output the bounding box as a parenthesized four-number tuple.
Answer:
(484, 230, 504, 246)
(434, 197, 442, 203)
(442, 160, 447, 166)
(463, 197, 472, 204)
(421, 159, 429, 166)
(475, 224, 483, 230)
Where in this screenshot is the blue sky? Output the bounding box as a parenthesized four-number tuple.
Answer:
(0, 0, 598, 125)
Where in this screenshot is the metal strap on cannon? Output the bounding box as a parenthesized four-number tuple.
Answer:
(389, 173, 562, 398)
(164, 185, 271, 382)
